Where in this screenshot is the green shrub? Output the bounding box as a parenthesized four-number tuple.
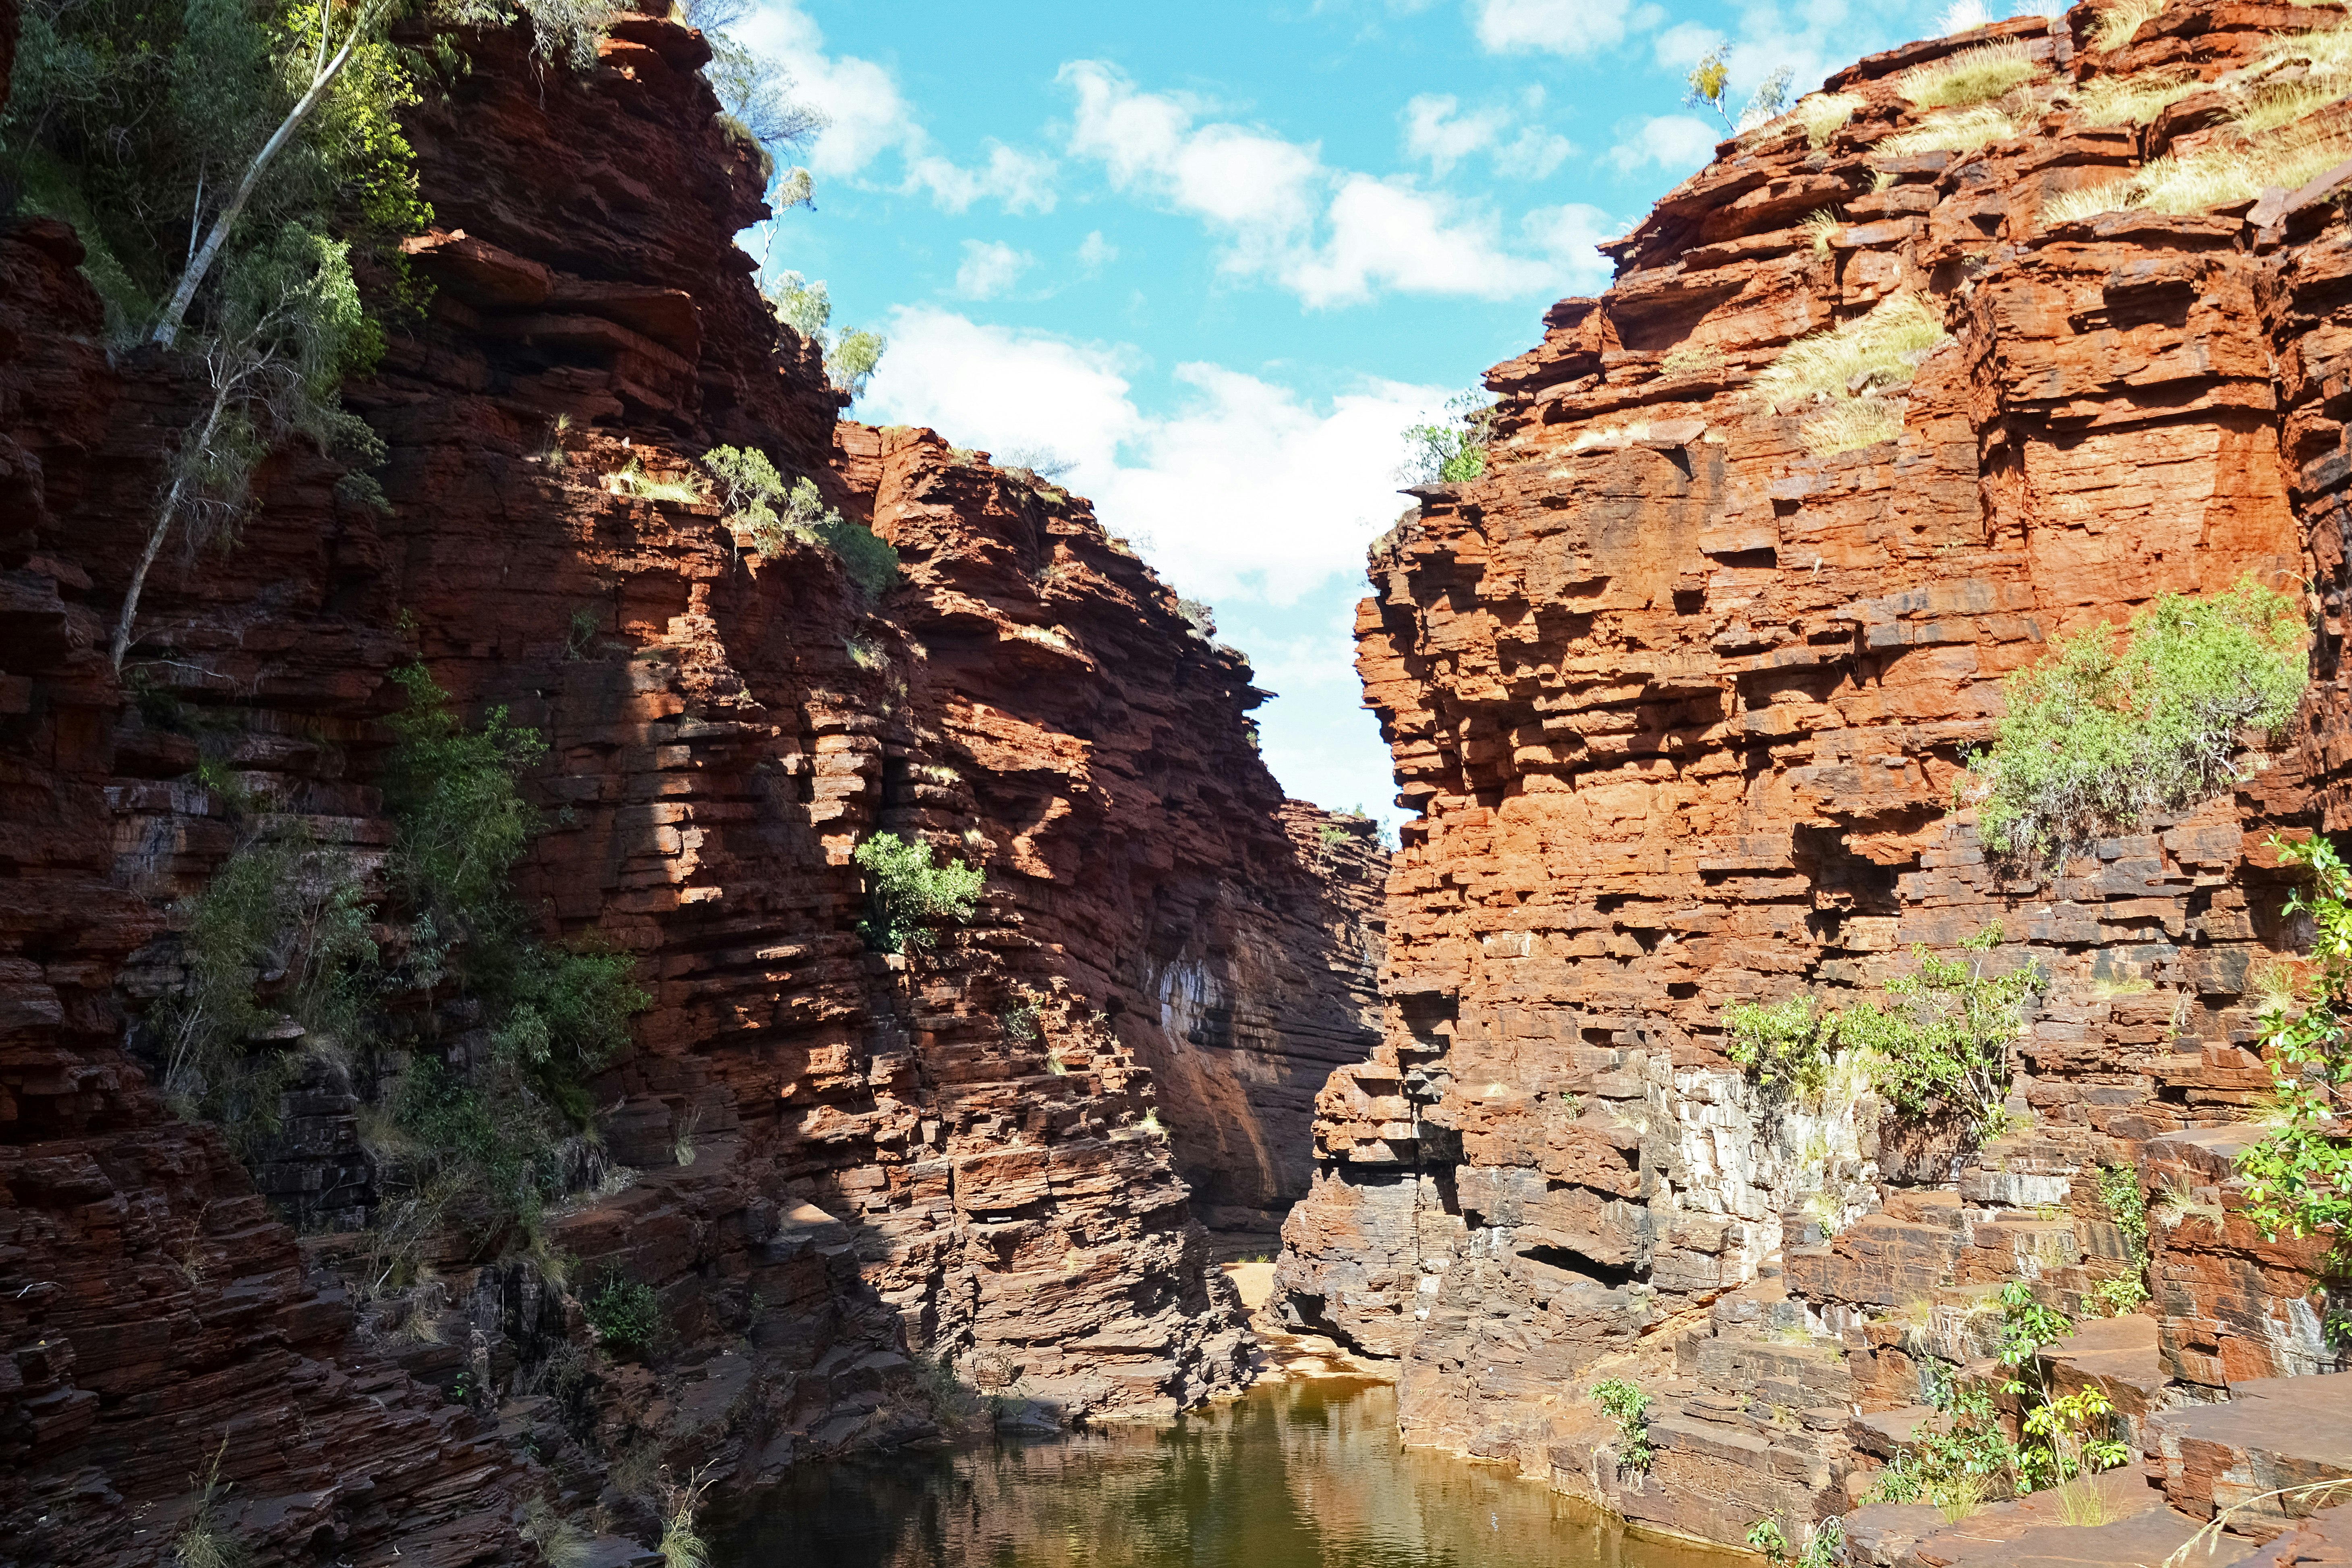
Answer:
(2239, 833, 2352, 1244)
(1588, 1377, 1653, 1470)
(382, 663, 543, 922)
(584, 1273, 660, 1354)
(854, 833, 984, 953)
(1397, 390, 1496, 485)
(1841, 931, 2043, 1133)
(1971, 581, 2306, 867)
(699, 454, 898, 596)
(1869, 1363, 2015, 1516)
(150, 835, 376, 1154)
(1722, 932, 2041, 1133)
(1723, 995, 1836, 1097)
(760, 271, 887, 397)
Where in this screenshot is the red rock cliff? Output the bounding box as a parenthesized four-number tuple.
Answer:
(1282, 0, 2352, 1553)
(0, 5, 1381, 1560)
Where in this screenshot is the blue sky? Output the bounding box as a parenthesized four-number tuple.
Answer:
(732, 0, 2012, 828)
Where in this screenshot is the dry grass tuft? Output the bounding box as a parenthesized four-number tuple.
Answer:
(2092, 0, 2167, 53)
(1797, 92, 1865, 147)
(2072, 69, 2201, 126)
(1800, 207, 1844, 252)
(1753, 291, 1949, 412)
(1901, 41, 2041, 109)
(2257, 26, 2352, 83)
(1803, 397, 1906, 456)
(2044, 126, 2352, 224)
(1882, 103, 2025, 155)
(2232, 79, 2350, 138)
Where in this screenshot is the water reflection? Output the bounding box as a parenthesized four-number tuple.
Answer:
(716, 1379, 1733, 1568)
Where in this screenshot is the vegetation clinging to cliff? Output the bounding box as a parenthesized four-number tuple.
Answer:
(855, 832, 984, 953)
(1397, 391, 1496, 485)
(1723, 932, 2044, 1134)
(2239, 833, 2352, 1246)
(1968, 580, 2305, 868)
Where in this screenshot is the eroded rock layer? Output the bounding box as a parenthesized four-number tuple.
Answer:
(0, 5, 1380, 1561)
(1283, 0, 2352, 1552)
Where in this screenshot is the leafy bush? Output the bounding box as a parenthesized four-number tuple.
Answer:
(854, 832, 984, 953)
(1397, 391, 1496, 485)
(1870, 1363, 2015, 1516)
(1969, 581, 2306, 866)
(585, 1274, 660, 1354)
(381, 663, 543, 922)
(1899, 41, 2040, 108)
(1723, 995, 1835, 1097)
(698, 452, 898, 596)
(149, 833, 376, 1154)
(1842, 932, 2043, 1132)
(1722, 932, 2041, 1131)
(2240, 833, 2352, 1243)
(1589, 1377, 1653, 1470)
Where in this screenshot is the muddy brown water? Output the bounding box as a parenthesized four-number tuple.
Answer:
(714, 1377, 1739, 1567)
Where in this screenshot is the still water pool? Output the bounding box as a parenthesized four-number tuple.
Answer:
(715, 1378, 1734, 1567)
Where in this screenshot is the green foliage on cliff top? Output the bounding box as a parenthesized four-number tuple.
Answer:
(1969, 580, 2306, 868)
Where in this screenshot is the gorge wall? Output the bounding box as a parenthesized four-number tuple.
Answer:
(1281, 0, 2352, 1556)
(0, 4, 1381, 1562)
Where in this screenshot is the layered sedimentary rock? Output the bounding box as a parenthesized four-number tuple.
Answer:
(0, 4, 1379, 1560)
(1283, 0, 2352, 1552)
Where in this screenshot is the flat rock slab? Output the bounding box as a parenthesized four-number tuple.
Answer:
(2241, 1501, 2352, 1565)
(1909, 1508, 2261, 1568)
(2152, 1373, 2352, 1529)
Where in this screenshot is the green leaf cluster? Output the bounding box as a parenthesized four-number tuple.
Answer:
(1972, 580, 2307, 867)
(2, 0, 426, 341)
(761, 271, 889, 397)
(1720, 932, 2043, 1131)
(583, 1272, 660, 1354)
(1869, 1364, 2017, 1510)
(1397, 390, 1496, 486)
(853, 832, 984, 954)
(1587, 1377, 1654, 1470)
(2238, 833, 2352, 1244)
(698, 449, 898, 598)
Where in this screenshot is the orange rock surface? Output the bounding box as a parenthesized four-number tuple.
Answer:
(1281, 0, 2352, 1549)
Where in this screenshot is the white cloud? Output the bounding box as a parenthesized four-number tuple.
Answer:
(1289, 177, 1551, 306)
(953, 241, 1033, 300)
(1607, 114, 1720, 174)
(1077, 230, 1119, 270)
(903, 143, 1058, 214)
(1523, 202, 1621, 294)
(1471, 0, 1664, 56)
(1494, 124, 1574, 179)
(1062, 62, 1596, 307)
(1401, 93, 1572, 180)
(1401, 94, 1511, 175)
(733, 2, 1054, 212)
(862, 307, 1446, 606)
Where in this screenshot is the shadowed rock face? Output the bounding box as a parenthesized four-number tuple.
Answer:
(1281, 0, 2352, 1550)
(0, 4, 1381, 1559)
